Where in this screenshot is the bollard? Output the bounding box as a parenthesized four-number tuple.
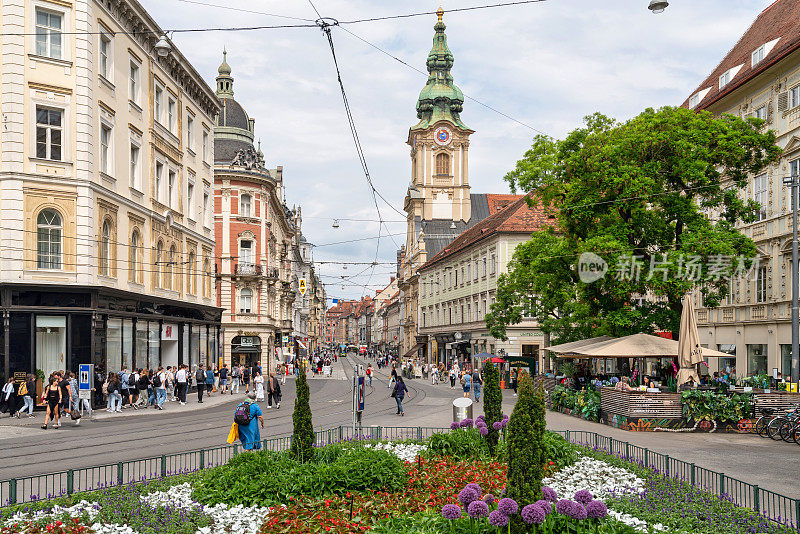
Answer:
(199, 449, 205, 470)
(376, 426, 382, 440)
(417, 426, 423, 441)
(625, 441, 630, 460)
(720, 472, 725, 495)
(664, 454, 670, 476)
(160, 455, 167, 478)
(9, 479, 16, 505)
(67, 469, 74, 495)
(690, 463, 695, 486)
(117, 462, 123, 486)
(644, 448, 649, 468)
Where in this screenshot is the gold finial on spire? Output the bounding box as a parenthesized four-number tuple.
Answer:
(437, 4, 444, 22)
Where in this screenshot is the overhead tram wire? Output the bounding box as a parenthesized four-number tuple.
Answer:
(337, 0, 548, 24)
(175, 0, 316, 22)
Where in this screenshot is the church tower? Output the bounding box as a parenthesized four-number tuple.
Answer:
(405, 6, 474, 232)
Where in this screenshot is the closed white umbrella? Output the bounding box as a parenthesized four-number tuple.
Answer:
(677, 293, 702, 388)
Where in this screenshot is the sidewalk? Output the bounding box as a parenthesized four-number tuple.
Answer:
(0, 387, 242, 428)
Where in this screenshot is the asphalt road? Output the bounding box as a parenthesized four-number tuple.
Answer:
(2, 354, 799, 500)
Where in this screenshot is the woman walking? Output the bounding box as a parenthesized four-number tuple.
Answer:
(254, 371, 265, 402)
(41, 375, 61, 429)
(461, 371, 471, 398)
(2, 377, 17, 417)
(449, 366, 457, 390)
(22, 374, 36, 417)
(392, 376, 408, 416)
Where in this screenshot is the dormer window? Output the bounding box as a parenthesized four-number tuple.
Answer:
(719, 71, 731, 89)
(752, 45, 765, 66)
(689, 93, 700, 109)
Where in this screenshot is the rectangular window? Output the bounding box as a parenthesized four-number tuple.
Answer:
(719, 71, 731, 89)
(753, 173, 767, 221)
(203, 188, 210, 226)
(240, 194, 251, 217)
(752, 45, 765, 66)
(688, 93, 700, 109)
(467, 303, 471, 321)
(35, 9, 62, 59)
(129, 60, 140, 104)
(187, 177, 195, 219)
(100, 124, 111, 174)
(36, 107, 62, 160)
(167, 97, 176, 133)
(490, 254, 497, 275)
(168, 169, 176, 207)
(202, 130, 209, 162)
(99, 32, 111, 80)
(155, 161, 163, 202)
(454, 267, 458, 286)
(482, 257, 487, 277)
(186, 114, 194, 150)
(754, 105, 767, 120)
(154, 85, 163, 124)
(474, 260, 478, 281)
(130, 143, 140, 189)
(466, 263, 471, 281)
(791, 85, 800, 109)
(756, 265, 767, 302)
(747, 344, 767, 375)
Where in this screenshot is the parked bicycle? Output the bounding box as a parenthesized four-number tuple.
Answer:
(755, 403, 800, 443)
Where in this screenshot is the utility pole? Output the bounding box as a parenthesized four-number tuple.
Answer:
(783, 173, 800, 384)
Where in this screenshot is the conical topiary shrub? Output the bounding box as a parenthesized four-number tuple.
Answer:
(291, 371, 315, 462)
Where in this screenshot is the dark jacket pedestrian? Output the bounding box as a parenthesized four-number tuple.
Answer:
(196, 366, 206, 402)
(393, 376, 408, 416)
(267, 373, 281, 409)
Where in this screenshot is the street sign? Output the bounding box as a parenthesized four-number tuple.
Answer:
(298, 278, 307, 296)
(356, 376, 365, 412)
(352, 365, 365, 435)
(79, 363, 94, 400)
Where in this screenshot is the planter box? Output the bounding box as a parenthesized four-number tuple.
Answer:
(599, 413, 757, 433)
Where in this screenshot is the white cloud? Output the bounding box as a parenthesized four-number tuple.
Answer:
(141, 0, 771, 300)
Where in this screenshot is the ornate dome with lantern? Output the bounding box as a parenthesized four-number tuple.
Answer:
(213, 50, 266, 171)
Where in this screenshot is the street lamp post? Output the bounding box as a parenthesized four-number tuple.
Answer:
(783, 174, 800, 384)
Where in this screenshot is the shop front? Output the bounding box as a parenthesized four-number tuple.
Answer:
(1, 285, 222, 382)
(231, 335, 262, 368)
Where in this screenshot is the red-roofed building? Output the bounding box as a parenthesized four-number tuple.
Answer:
(685, 0, 800, 379)
(418, 195, 555, 369)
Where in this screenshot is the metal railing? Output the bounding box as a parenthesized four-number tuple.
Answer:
(1, 426, 797, 529)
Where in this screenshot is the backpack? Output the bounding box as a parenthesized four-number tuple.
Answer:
(232, 366, 240, 378)
(234, 402, 253, 425)
(196, 369, 205, 383)
(153, 373, 162, 388)
(473, 372, 482, 385)
(18, 382, 27, 396)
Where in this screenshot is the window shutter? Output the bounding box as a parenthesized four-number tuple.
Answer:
(778, 91, 789, 112)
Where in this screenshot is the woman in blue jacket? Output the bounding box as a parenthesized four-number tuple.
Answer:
(393, 376, 408, 416)
(205, 366, 215, 396)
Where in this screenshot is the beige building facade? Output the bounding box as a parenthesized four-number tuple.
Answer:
(0, 0, 222, 381)
(689, 0, 800, 379)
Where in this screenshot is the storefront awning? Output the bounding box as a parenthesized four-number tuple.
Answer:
(403, 342, 425, 358)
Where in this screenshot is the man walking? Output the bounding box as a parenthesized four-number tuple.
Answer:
(154, 366, 167, 410)
(267, 372, 281, 409)
(472, 367, 483, 403)
(166, 366, 176, 402)
(230, 364, 240, 394)
(175, 365, 188, 405)
(243, 365, 251, 394)
(195, 365, 206, 403)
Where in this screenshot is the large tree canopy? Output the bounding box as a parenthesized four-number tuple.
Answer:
(486, 107, 781, 344)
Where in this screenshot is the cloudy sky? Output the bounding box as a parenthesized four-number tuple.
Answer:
(141, 0, 774, 302)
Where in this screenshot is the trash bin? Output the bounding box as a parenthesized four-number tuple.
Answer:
(452, 397, 474, 423)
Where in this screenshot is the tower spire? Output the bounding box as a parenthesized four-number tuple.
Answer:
(412, 7, 467, 131)
(216, 49, 234, 98)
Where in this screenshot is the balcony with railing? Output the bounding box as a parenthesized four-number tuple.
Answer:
(234, 263, 262, 276)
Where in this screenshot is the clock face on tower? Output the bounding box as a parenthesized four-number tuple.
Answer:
(434, 127, 452, 146)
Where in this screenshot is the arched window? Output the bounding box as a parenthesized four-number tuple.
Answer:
(130, 230, 140, 283)
(37, 209, 62, 269)
(435, 153, 450, 175)
(166, 245, 175, 290)
(187, 251, 195, 294)
(240, 288, 252, 314)
(240, 194, 251, 217)
(155, 241, 163, 288)
(100, 220, 110, 276)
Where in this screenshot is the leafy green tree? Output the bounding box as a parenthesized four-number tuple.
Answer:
(487, 107, 781, 343)
(482, 362, 502, 454)
(506, 372, 546, 527)
(291, 371, 314, 462)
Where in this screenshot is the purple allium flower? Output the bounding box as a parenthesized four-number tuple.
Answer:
(522, 504, 546, 525)
(574, 490, 594, 504)
(476, 415, 485, 422)
(502, 414, 509, 421)
(542, 487, 558, 502)
(497, 498, 519, 516)
(459, 487, 478, 506)
(479, 426, 489, 436)
(492, 421, 502, 430)
(567, 502, 587, 520)
(555, 499, 572, 515)
(535, 500, 552, 515)
(586, 500, 608, 520)
(483, 494, 496, 505)
(460, 418, 474, 428)
(450, 421, 460, 431)
(466, 483, 482, 495)
(442, 504, 462, 520)
(488, 510, 510, 527)
(468, 500, 490, 519)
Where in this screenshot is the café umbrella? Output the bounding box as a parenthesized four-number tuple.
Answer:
(677, 293, 703, 388)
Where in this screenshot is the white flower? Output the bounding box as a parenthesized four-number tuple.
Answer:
(363, 441, 427, 462)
